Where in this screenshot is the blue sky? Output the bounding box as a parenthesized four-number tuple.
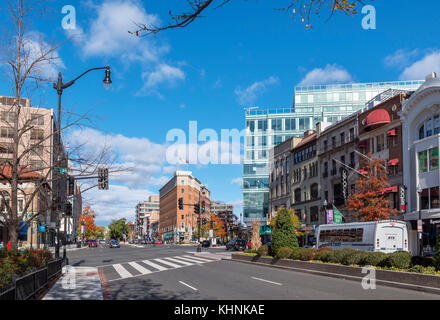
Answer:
(1, 0, 440, 226)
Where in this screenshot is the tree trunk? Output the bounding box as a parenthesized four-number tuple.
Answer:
(8, 224, 18, 250)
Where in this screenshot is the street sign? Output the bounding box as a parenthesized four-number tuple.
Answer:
(417, 219, 423, 233)
(341, 168, 348, 202)
(209, 229, 213, 238)
(326, 210, 334, 224)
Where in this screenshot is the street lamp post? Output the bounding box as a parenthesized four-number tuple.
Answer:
(53, 66, 112, 261)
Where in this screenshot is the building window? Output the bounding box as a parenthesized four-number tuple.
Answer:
(294, 188, 301, 203)
(30, 129, 44, 140)
(310, 206, 319, 222)
(376, 134, 384, 152)
(431, 187, 440, 209)
(0, 127, 14, 138)
(418, 150, 428, 173)
(430, 147, 439, 171)
(31, 113, 44, 125)
(272, 119, 282, 131)
(181, 188, 184, 193)
(310, 184, 319, 200)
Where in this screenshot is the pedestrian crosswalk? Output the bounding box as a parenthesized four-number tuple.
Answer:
(100, 255, 218, 282)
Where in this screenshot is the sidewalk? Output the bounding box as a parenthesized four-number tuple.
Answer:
(42, 266, 103, 300)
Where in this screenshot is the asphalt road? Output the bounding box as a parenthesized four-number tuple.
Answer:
(65, 243, 440, 300)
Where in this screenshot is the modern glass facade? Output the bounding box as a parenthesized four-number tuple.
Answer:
(243, 80, 425, 224)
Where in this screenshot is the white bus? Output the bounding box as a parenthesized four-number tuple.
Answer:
(315, 220, 409, 253)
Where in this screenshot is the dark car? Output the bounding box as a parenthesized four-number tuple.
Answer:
(109, 240, 120, 248)
(201, 240, 210, 248)
(226, 239, 247, 251)
(87, 239, 98, 247)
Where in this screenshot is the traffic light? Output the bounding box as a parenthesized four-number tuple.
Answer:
(178, 197, 184, 210)
(68, 176, 75, 196)
(65, 202, 72, 216)
(201, 201, 205, 213)
(210, 220, 213, 228)
(98, 168, 109, 190)
(399, 185, 406, 212)
(194, 203, 200, 214)
(202, 218, 206, 225)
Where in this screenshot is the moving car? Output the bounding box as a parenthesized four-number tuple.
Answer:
(109, 240, 120, 248)
(201, 240, 210, 248)
(99, 239, 106, 245)
(226, 239, 247, 251)
(87, 239, 98, 248)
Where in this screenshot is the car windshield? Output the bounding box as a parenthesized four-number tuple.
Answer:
(111, 240, 118, 244)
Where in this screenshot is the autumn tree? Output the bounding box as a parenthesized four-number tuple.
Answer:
(251, 220, 262, 250)
(346, 155, 400, 221)
(131, 0, 370, 36)
(77, 206, 97, 240)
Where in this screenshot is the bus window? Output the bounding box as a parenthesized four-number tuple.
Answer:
(320, 230, 328, 242)
(355, 228, 363, 242)
(342, 229, 350, 242)
(349, 229, 356, 242)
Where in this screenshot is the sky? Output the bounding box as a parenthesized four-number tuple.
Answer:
(1, 0, 440, 226)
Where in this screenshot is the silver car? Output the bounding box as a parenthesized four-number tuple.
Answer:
(109, 240, 120, 248)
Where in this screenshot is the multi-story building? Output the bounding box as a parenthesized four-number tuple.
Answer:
(244, 80, 424, 225)
(135, 195, 159, 240)
(401, 72, 440, 255)
(159, 171, 211, 243)
(210, 201, 234, 216)
(0, 95, 66, 248)
(290, 130, 321, 228)
(268, 136, 302, 214)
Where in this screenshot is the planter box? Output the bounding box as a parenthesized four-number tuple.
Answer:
(232, 253, 440, 293)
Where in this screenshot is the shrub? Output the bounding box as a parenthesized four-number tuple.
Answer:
(384, 251, 412, 269)
(316, 250, 333, 263)
(271, 209, 298, 256)
(256, 245, 269, 256)
(411, 256, 435, 268)
(277, 247, 293, 259)
(299, 248, 316, 261)
(360, 252, 388, 267)
(289, 247, 303, 260)
(312, 247, 332, 260)
(327, 249, 350, 264)
(408, 265, 436, 275)
(244, 249, 258, 254)
(435, 234, 440, 270)
(342, 251, 368, 266)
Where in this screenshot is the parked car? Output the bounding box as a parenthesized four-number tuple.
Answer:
(109, 240, 120, 248)
(99, 239, 106, 245)
(154, 240, 162, 245)
(201, 240, 210, 247)
(87, 239, 98, 248)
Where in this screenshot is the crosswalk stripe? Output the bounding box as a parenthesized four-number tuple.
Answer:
(164, 257, 193, 266)
(182, 255, 213, 262)
(128, 262, 152, 274)
(172, 256, 207, 264)
(154, 258, 184, 268)
(142, 260, 169, 271)
(113, 264, 132, 278)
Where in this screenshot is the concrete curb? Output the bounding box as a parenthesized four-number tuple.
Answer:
(231, 254, 440, 295)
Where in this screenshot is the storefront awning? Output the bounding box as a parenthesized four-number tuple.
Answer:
(365, 109, 391, 129)
(381, 186, 398, 194)
(386, 128, 397, 136)
(387, 158, 399, 166)
(358, 140, 367, 148)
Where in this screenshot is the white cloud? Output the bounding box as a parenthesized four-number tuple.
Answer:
(298, 64, 352, 86)
(399, 51, 440, 80)
(234, 76, 279, 106)
(383, 49, 419, 68)
(142, 63, 185, 88)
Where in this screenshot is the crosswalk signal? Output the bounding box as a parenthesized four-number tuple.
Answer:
(194, 203, 200, 214)
(178, 197, 184, 210)
(98, 168, 109, 190)
(202, 218, 206, 225)
(65, 202, 72, 216)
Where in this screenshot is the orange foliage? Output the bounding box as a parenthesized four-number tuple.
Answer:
(346, 154, 400, 221)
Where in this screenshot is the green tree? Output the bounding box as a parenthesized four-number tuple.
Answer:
(108, 218, 130, 241)
(271, 208, 299, 256)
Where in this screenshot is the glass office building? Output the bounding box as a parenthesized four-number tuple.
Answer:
(243, 80, 425, 224)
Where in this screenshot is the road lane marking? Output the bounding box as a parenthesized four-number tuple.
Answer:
(113, 264, 132, 279)
(154, 258, 184, 268)
(171, 256, 206, 264)
(182, 255, 213, 262)
(142, 260, 169, 271)
(128, 262, 152, 274)
(251, 277, 282, 286)
(179, 281, 198, 291)
(164, 257, 193, 266)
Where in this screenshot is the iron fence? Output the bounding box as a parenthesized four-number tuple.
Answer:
(0, 257, 65, 300)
